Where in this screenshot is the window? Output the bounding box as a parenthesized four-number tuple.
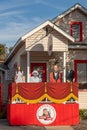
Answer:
(74, 60, 87, 83)
(70, 22, 82, 42)
(77, 63, 87, 83)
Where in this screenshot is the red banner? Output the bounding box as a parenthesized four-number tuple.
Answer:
(7, 103, 79, 126)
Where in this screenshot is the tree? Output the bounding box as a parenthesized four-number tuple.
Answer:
(9, 46, 13, 53)
(0, 44, 5, 56)
(0, 44, 6, 62)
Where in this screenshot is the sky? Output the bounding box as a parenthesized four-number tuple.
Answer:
(0, 0, 87, 47)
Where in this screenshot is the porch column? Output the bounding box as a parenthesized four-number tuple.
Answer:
(63, 52, 66, 82)
(27, 51, 30, 82)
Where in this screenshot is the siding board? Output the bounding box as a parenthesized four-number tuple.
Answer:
(25, 27, 68, 52)
(79, 91, 87, 109)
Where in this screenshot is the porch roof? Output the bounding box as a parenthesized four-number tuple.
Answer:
(21, 20, 74, 42)
(5, 20, 74, 64)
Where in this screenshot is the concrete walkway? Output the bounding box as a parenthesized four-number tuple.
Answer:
(1, 118, 87, 130)
(45, 126, 74, 130)
(0, 119, 74, 130)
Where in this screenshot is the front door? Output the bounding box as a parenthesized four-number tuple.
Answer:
(31, 63, 47, 82)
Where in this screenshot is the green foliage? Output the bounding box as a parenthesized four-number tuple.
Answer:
(80, 109, 87, 120)
(0, 44, 6, 55)
(9, 46, 13, 53)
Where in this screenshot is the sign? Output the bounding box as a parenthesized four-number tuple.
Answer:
(36, 104, 56, 125)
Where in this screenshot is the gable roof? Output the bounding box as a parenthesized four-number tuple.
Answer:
(5, 20, 74, 63)
(21, 20, 74, 41)
(52, 3, 87, 23)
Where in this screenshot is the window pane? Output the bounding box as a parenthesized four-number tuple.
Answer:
(77, 63, 87, 83)
(72, 24, 80, 41)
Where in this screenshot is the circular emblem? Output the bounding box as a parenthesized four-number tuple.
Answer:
(36, 104, 56, 125)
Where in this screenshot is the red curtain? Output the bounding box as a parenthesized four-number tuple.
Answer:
(72, 82, 78, 97)
(8, 82, 78, 101)
(46, 83, 71, 99)
(18, 83, 45, 100)
(8, 83, 16, 100)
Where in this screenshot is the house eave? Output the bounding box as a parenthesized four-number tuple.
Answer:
(21, 20, 74, 42)
(69, 44, 87, 50)
(5, 20, 74, 64)
(52, 3, 87, 23)
(4, 38, 22, 64)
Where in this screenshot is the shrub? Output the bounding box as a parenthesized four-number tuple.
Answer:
(79, 109, 87, 120)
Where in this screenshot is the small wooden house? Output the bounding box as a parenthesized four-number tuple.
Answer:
(4, 3, 87, 108)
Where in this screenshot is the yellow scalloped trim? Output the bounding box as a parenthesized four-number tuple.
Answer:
(12, 94, 46, 104)
(12, 93, 78, 104)
(45, 93, 78, 103)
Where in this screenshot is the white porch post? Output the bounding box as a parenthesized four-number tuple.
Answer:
(63, 52, 66, 82)
(27, 51, 30, 82)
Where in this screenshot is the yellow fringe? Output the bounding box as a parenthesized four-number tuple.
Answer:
(45, 93, 78, 103)
(12, 94, 46, 104)
(12, 93, 78, 104)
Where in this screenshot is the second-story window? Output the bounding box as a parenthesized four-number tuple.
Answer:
(70, 22, 82, 42)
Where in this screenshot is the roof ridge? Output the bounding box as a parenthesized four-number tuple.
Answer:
(52, 3, 87, 23)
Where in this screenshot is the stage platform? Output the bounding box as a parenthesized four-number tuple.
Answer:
(7, 103, 79, 126)
(7, 82, 79, 126)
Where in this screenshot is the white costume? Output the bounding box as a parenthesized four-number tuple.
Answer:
(15, 71, 23, 83)
(30, 76, 40, 82)
(30, 70, 41, 82)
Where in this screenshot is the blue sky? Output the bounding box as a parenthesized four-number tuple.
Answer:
(0, 0, 87, 47)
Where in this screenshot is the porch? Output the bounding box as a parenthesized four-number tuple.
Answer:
(20, 51, 67, 82)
